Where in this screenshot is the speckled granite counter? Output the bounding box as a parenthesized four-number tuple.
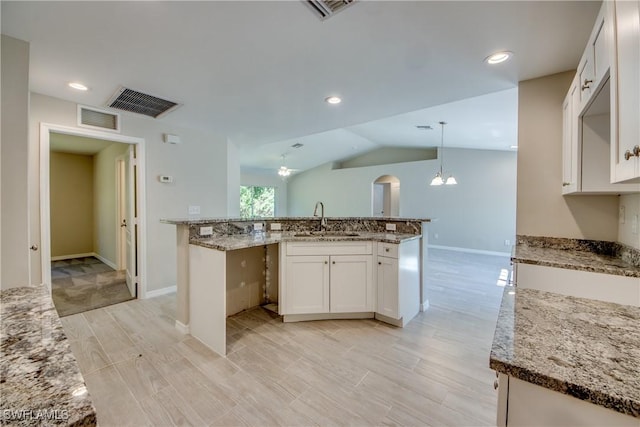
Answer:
(191, 231, 421, 251)
(513, 235, 640, 278)
(490, 287, 640, 418)
(0, 286, 96, 426)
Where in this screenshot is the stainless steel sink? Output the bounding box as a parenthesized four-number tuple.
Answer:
(293, 232, 360, 237)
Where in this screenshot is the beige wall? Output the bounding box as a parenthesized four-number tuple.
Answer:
(619, 194, 640, 249)
(516, 71, 619, 240)
(93, 142, 129, 266)
(50, 152, 94, 257)
(1, 35, 30, 289)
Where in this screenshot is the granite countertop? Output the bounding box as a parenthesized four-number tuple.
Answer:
(0, 286, 96, 426)
(512, 236, 640, 278)
(161, 216, 431, 225)
(191, 231, 421, 251)
(490, 287, 640, 418)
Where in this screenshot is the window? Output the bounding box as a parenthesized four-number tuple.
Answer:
(240, 186, 275, 218)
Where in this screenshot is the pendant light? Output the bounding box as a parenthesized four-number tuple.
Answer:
(430, 121, 457, 186)
(277, 154, 291, 179)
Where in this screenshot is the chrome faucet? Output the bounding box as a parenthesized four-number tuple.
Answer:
(313, 201, 327, 232)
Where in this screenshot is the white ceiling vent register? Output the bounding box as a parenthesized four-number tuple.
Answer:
(106, 86, 181, 118)
(304, 0, 356, 20)
(77, 105, 121, 133)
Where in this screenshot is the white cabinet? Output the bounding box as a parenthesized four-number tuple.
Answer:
(284, 255, 330, 314)
(374, 240, 420, 327)
(610, 0, 640, 183)
(562, 76, 580, 194)
(562, 0, 640, 193)
(376, 255, 399, 319)
(330, 255, 373, 313)
(280, 242, 373, 316)
(497, 375, 638, 426)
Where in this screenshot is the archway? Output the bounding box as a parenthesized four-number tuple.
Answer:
(372, 175, 400, 217)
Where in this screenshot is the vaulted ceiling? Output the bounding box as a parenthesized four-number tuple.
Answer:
(2, 1, 600, 173)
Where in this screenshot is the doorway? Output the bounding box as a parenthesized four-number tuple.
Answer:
(40, 123, 146, 314)
(372, 175, 400, 217)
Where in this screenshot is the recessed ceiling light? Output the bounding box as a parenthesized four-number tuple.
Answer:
(325, 96, 342, 104)
(485, 51, 513, 65)
(68, 82, 88, 91)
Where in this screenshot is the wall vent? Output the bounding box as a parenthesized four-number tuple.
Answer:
(77, 105, 121, 133)
(304, 0, 356, 20)
(106, 86, 181, 118)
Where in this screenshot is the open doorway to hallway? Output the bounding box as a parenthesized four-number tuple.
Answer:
(48, 132, 137, 316)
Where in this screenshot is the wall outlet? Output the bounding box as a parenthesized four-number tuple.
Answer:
(254, 223, 263, 231)
(385, 223, 397, 231)
(619, 205, 626, 224)
(200, 226, 213, 236)
(270, 223, 282, 231)
(188, 205, 200, 215)
(504, 239, 511, 246)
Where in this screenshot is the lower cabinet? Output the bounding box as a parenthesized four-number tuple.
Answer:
(280, 242, 373, 315)
(496, 374, 638, 426)
(376, 255, 399, 319)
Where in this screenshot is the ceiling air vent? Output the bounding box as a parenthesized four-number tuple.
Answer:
(106, 86, 181, 118)
(77, 105, 120, 133)
(304, 0, 355, 20)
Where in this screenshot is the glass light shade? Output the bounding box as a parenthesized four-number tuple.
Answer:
(278, 166, 291, 177)
(445, 175, 458, 185)
(430, 173, 444, 186)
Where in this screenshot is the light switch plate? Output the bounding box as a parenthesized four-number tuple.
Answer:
(270, 223, 282, 231)
(385, 223, 397, 231)
(254, 223, 263, 231)
(200, 226, 213, 236)
(188, 205, 200, 215)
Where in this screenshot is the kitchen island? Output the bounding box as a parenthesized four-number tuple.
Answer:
(162, 217, 430, 356)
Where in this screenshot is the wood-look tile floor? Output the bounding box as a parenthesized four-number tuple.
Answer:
(60, 249, 509, 427)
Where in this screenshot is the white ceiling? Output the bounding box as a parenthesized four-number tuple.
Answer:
(1, 1, 600, 173)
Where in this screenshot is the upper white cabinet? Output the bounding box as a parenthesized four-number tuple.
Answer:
(562, 1, 640, 194)
(610, 0, 640, 183)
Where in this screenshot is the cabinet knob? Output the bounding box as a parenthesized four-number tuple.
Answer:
(493, 380, 499, 390)
(324, 261, 328, 265)
(562, 182, 571, 187)
(385, 248, 390, 252)
(624, 145, 640, 161)
(581, 79, 593, 91)
(378, 262, 382, 265)
(332, 261, 335, 265)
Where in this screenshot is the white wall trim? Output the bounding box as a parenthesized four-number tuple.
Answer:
(93, 253, 118, 270)
(39, 123, 147, 300)
(175, 320, 190, 334)
(428, 244, 511, 257)
(51, 253, 95, 261)
(145, 285, 177, 299)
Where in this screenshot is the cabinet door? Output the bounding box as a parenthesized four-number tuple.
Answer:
(611, 0, 640, 182)
(578, 52, 594, 108)
(376, 256, 399, 319)
(284, 256, 329, 314)
(562, 78, 580, 194)
(330, 255, 373, 313)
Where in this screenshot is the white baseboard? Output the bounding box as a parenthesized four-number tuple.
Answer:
(175, 320, 190, 334)
(427, 244, 510, 257)
(51, 252, 95, 261)
(93, 253, 118, 270)
(420, 300, 430, 312)
(144, 285, 177, 299)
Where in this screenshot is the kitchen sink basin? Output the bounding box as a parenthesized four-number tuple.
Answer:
(293, 232, 360, 237)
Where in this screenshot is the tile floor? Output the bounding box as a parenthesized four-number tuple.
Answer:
(60, 248, 509, 426)
(52, 257, 134, 317)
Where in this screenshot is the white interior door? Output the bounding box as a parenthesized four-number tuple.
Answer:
(373, 184, 384, 216)
(125, 145, 137, 297)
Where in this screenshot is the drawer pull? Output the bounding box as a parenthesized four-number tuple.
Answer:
(562, 182, 571, 187)
(581, 79, 593, 91)
(493, 380, 499, 390)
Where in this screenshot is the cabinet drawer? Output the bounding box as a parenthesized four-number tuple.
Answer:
(377, 242, 398, 258)
(286, 241, 372, 256)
